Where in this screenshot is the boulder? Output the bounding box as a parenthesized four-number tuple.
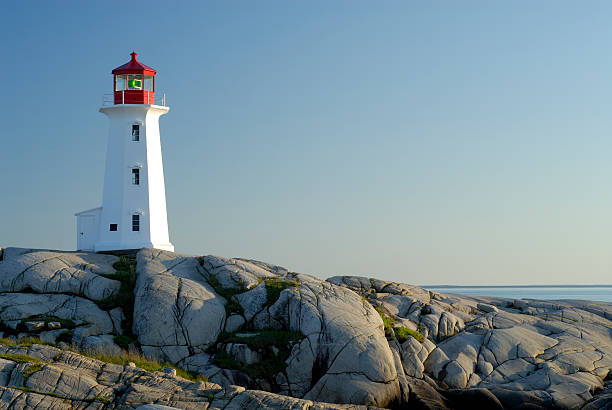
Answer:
(225, 343, 264, 366)
(0, 293, 114, 334)
(281, 280, 401, 407)
(200, 255, 276, 290)
(133, 249, 226, 363)
(235, 281, 267, 321)
(225, 314, 246, 333)
(477, 303, 498, 313)
(0, 248, 121, 300)
(82, 334, 122, 355)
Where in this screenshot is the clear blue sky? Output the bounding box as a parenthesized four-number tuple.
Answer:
(1, 1, 611, 285)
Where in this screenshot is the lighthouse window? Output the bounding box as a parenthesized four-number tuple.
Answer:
(109, 224, 118, 231)
(131, 168, 140, 185)
(132, 215, 140, 232)
(115, 75, 126, 91)
(144, 76, 154, 91)
(132, 125, 140, 141)
(128, 74, 143, 90)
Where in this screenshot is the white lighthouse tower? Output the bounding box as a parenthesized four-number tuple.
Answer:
(75, 52, 174, 252)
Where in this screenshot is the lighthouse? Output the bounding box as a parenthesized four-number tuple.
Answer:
(75, 52, 174, 252)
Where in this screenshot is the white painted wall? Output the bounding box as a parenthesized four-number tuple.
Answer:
(78, 103, 174, 252)
(75, 207, 101, 251)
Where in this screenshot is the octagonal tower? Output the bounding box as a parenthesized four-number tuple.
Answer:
(75, 52, 174, 252)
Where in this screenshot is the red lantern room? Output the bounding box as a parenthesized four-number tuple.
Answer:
(112, 52, 157, 105)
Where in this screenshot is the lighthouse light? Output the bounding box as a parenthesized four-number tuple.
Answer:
(127, 74, 143, 90)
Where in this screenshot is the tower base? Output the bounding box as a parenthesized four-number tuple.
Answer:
(94, 242, 174, 252)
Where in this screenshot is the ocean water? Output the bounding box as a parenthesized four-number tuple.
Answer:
(423, 286, 612, 303)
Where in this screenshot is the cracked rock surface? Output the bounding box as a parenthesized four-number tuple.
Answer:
(0, 249, 121, 301)
(1, 248, 611, 409)
(133, 249, 226, 363)
(0, 343, 367, 409)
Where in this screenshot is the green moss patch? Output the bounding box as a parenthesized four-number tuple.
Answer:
(11, 386, 62, 398)
(96, 256, 137, 334)
(22, 362, 45, 380)
(94, 395, 111, 403)
(113, 335, 137, 349)
(375, 306, 396, 337)
(213, 329, 305, 380)
(78, 349, 206, 382)
(375, 306, 425, 342)
(213, 348, 290, 380)
(219, 330, 304, 350)
(205, 273, 245, 315)
(393, 326, 425, 343)
(264, 278, 298, 307)
(0, 337, 56, 348)
(0, 353, 42, 364)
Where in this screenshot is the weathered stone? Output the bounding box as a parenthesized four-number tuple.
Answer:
(477, 303, 498, 313)
(82, 334, 122, 355)
(224, 314, 246, 333)
(0, 247, 610, 410)
(163, 367, 177, 377)
(0, 248, 121, 300)
(25, 321, 45, 331)
(133, 249, 226, 362)
(0, 293, 114, 334)
(225, 343, 264, 366)
(47, 321, 61, 329)
(200, 255, 276, 291)
(38, 329, 65, 344)
(234, 281, 267, 321)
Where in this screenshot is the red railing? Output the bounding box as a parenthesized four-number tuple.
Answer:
(102, 92, 166, 107)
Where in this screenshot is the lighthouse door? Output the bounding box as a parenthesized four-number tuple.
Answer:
(78, 216, 96, 251)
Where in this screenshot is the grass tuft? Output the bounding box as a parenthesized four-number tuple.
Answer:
(393, 326, 425, 343)
(96, 256, 137, 334)
(219, 329, 304, 350)
(375, 306, 396, 336)
(80, 349, 207, 382)
(0, 353, 43, 364)
(0, 337, 56, 348)
(113, 334, 137, 349)
(264, 278, 298, 307)
(0, 337, 207, 385)
(94, 395, 111, 403)
(212, 329, 304, 380)
(205, 274, 245, 315)
(12, 386, 62, 398)
(22, 362, 45, 380)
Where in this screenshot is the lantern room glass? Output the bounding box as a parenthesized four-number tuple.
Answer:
(115, 75, 126, 91)
(144, 76, 154, 91)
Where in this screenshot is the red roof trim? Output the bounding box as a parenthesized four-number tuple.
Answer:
(112, 51, 157, 76)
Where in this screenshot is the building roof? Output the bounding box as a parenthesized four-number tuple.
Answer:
(112, 52, 157, 76)
(74, 206, 102, 216)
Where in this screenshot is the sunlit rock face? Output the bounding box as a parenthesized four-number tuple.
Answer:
(1, 247, 611, 409)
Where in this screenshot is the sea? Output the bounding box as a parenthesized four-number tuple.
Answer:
(422, 286, 612, 303)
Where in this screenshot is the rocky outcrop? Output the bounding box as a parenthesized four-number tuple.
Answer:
(1, 247, 611, 409)
(0, 249, 120, 300)
(136, 251, 401, 407)
(0, 342, 367, 409)
(327, 276, 612, 409)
